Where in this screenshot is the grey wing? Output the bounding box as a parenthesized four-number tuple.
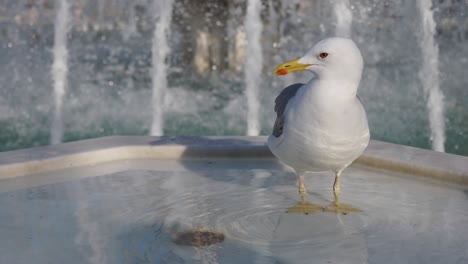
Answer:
(272, 83, 304, 137)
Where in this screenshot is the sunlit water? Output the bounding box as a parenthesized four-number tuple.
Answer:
(244, 0, 263, 136)
(333, 0, 352, 38)
(0, 160, 467, 263)
(417, 0, 446, 152)
(150, 0, 174, 136)
(0, 1, 467, 155)
(50, 0, 70, 144)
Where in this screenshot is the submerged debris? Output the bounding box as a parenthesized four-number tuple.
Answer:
(173, 228, 225, 247)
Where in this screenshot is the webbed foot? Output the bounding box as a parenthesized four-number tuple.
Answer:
(322, 202, 361, 215)
(287, 201, 321, 215)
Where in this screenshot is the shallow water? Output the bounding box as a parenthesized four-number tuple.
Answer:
(0, 159, 467, 264)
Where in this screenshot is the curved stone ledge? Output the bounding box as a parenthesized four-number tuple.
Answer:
(0, 136, 467, 185)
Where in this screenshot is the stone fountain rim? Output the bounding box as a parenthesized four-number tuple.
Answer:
(0, 136, 467, 186)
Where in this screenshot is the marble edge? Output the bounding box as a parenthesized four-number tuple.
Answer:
(0, 136, 467, 185)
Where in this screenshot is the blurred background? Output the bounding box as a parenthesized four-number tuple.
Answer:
(0, 0, 467, 156)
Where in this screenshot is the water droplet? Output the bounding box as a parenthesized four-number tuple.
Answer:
(7, 43, 12, 48)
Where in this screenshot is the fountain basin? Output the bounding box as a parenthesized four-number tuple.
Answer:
(0, 136, 467, 263)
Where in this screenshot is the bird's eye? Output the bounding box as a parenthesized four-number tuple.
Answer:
(319, 52, 329, 59)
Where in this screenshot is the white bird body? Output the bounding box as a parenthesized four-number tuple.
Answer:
(268, 78, 369, 173)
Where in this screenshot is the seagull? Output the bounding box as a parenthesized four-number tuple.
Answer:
(268, 37, 370, 214)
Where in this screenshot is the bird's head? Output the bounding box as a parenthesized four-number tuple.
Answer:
(274, 37, 363, 83)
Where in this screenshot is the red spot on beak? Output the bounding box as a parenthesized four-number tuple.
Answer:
(276, 69, 288, 75)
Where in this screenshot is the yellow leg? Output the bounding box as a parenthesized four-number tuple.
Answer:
(299, 175, 307, 203)
(323, 171, 361, 215)
(287, 173, 321, 215)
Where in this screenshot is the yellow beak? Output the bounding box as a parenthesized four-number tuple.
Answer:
(274, 58, 312, 76)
